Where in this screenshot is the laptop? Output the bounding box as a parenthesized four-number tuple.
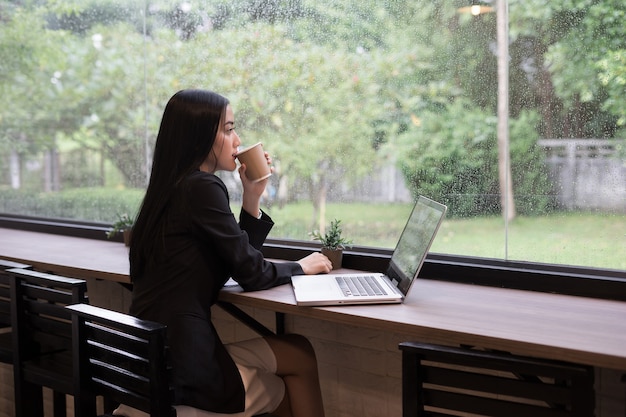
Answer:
(291, 195, 447, 306)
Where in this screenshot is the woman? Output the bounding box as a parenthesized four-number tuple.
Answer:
(124, 89, 331, 417)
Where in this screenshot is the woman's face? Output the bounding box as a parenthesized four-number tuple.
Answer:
(201, 104, 241, 173)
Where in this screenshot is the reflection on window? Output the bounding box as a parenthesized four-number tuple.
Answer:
(0, 1, 624, 271)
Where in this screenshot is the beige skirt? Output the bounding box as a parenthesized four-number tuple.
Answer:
(114, 337, 285, 417)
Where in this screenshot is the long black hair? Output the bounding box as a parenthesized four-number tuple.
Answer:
(130, 89, 229, 280)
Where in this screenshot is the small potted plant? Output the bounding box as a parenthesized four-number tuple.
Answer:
(106, 213, 135, 247)
(310, 218, 353, 270)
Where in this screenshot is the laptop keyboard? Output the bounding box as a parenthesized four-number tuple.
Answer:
(336, 275, 389, 297)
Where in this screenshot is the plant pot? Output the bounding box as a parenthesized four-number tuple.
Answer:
(123, 229, 132, 247)
(321, 247, 343, 270)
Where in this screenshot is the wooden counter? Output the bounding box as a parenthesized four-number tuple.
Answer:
(220, 280, 626, 370)
(0, 227, 130, 283)
(2, 227, 626, 371)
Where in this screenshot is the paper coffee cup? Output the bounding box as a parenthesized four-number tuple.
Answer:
(235, 142, 272, 182)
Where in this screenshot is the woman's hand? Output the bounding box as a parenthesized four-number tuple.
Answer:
(239, 151, 273, 217)
(297, 252, 333, 275)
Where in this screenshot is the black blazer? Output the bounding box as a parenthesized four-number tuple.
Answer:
(130, 171, 303, 413)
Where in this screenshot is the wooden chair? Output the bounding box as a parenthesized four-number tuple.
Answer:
(0, 259, 31, 364)
(0, 260, 32, 417)
(9, 267, 88, 417)
(399, 341, 595, 417)
(69, 303, 277, 417)
(69, 303, 175, 417)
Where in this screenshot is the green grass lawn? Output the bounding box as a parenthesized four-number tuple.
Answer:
(3, 188, 623, 271)
(266, 202, 626, 271)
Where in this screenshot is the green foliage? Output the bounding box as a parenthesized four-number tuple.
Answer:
(397, 100, 555, 218)
(597, 50, 626, 126)
(0, 187, 143, 223)
(1, 0, 624, 225)
(105, 212, 134, 239)
(0, 189, 41, 214)
(0, 7, 69, 153)
(525, 0, 626, 136)
(310, 218, 353, 250)
(187, 23, 381, 201)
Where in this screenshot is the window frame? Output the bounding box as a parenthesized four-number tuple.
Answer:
(2, 214, 624, 302)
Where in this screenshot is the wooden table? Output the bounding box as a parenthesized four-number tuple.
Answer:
(0, 228, 130, 283)
(2, 227, 626, 371)
(220, 279, 626, 371)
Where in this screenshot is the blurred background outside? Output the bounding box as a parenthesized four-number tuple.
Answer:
(0, 0, 624, 271)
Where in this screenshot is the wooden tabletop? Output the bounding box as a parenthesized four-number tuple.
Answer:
(0, 227, 130, 283)
(220, 280, 626, 371)
(2, 227, 626, 371)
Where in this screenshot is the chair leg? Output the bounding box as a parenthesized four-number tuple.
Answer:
(14, 381, 44, 417)
(622, 373, 626, 417)
(53, 391, 67, 417)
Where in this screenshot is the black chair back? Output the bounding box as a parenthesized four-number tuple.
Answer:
(0, 260, 31, 329)
(9, 267, 88, 417)
(1, 260, 31, 364)
(399, 341, 595, 417)
(68, 303, 176, 417)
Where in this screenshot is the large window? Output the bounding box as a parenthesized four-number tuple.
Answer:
(1, 1, 625, 274)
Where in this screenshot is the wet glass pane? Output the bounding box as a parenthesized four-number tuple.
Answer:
(1, 0, 624, 271)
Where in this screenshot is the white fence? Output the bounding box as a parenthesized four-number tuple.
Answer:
(539, 139, 626, 212)
(337, 139, 625, 212)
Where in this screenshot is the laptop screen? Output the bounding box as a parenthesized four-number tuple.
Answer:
(385, 196, 447, 295)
